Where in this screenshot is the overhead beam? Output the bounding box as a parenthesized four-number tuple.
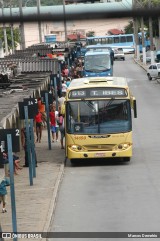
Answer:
(0, 6, 160, 23)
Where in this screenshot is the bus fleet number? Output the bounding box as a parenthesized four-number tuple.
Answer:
(74, 136, 86, 140)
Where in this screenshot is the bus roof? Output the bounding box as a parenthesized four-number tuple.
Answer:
(69, 77, 128, 89)
(86, 44, 113, 50)
(85, 50, 110, 56)
(86, 34, 134, 39)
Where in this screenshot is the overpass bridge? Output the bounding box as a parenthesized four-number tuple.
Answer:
(0, 1, 132, 23)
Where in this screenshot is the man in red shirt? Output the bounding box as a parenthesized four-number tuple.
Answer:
(49, 106, 59, 142)
(34, 110, 43, 143)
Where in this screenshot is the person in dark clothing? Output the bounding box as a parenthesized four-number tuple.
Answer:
(21, 128, 29, 167)
(2, 152, 22, 175)
(21, 128, 37, 167)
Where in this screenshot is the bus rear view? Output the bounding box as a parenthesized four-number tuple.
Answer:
(84, 50, 113, 77)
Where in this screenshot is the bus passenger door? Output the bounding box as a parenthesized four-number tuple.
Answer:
(130, 96, 137, 118)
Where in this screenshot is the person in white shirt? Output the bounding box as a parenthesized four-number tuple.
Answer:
(58, 92, 66, 109)
(61, 80, 67, 93)
(59, 114, 65, 149)
(55, 107, 59, 142)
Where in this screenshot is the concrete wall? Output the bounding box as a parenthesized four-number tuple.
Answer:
(20, 18, 131, 47)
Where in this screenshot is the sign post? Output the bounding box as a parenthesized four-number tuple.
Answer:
(23, 98, 37, 178)
(41, 90, 53, 150)
(45, 92, 51, 150)
(0, 129, 20, 241)
(24, 106, 33, 186)
(54, 75, 59, 111)
(19, 99, 38, 184)
(7, 134, 18, 241)
(0, 223, 4, 241)
(29, 119, 36, 178)
(58, 62, 62, 97)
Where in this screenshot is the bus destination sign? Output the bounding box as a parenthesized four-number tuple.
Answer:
(69, 88, 128, 99)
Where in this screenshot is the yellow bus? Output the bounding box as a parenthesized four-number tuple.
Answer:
(65, 77, 137, 164)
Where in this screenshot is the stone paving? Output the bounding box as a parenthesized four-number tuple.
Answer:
(0, 129, 65, 241)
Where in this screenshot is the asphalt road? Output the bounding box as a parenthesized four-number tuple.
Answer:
(48, 55, 160, 241)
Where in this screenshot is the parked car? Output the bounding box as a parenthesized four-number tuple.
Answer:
(147, 63, 160, 80)
(155, 50, 160, 63)
(113, 48, 125, 61)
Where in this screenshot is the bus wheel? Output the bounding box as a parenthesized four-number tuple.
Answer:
(123, 157, 130, 162)
(147, 74, 152, 81)
(70, 159, 76, 165)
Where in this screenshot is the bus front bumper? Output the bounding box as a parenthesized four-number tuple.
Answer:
(67, 146, 132, 159)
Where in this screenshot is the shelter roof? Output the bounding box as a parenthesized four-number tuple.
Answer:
(107, 29, 124, 35)
(67, 34, 86, 40)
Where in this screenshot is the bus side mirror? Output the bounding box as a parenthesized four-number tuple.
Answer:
(111, 59, 114, 65)
(133, 99, 137, 118)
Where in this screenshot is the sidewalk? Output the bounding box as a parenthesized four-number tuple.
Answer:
(134, 58, 160, 84)
(134, 58, 148, 71)
(0, 129, 65, 240)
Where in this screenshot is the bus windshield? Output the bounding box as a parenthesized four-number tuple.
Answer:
(66, 99, 131, 134)
(84, 54, 111, 72)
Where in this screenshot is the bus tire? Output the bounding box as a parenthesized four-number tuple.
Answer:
(123, 157, 130, 162)
(147, 74, 152, 81)
(70, 159, 76, 165)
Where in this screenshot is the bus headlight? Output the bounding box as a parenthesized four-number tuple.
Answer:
(70, 145, 82, 151)
(113, 143, 131, 151)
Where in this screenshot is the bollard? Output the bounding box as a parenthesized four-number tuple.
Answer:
(0, 223, 4, 241)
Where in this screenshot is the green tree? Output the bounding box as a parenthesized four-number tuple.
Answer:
(86, 31, 95, 37)
(41, 0, 63, 6)
(3, 0, 63, 7)
(0, 27, 20, 51)
(124, 20, 134, 34)
(142, 0, 160, 7)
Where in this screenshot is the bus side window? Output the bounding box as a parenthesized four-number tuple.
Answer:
(120, 36, 126, 43)
(126, 36, 133, 42)
(114, 37, 120, 43)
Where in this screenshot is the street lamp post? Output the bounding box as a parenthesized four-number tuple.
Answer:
(19, 0, 26, 50)
(10, 0, 15, 54)
(37, 0, 42, 43)
(0, 0, 9, 56)
(62, 0, 67, 42)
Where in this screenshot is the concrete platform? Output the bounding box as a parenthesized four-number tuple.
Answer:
(0, 128, 65, 241)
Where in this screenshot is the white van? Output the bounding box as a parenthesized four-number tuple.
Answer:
(113, 48, 125, 61)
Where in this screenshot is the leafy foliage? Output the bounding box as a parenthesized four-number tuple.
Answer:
(3, 0, 63, 7)
(142, 0, 160, 7)
(0, 27, 20, 50)
(124, 21, 134, 34)
(86, 31, 95, 37)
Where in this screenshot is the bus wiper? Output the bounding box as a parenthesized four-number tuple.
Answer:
(94, 65, 107, 68)
(106, 98, 115, 108)
(86, 68, 100, 72)
(82, 99, 97, 112)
